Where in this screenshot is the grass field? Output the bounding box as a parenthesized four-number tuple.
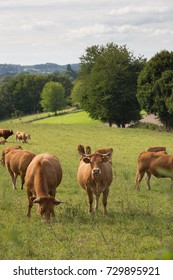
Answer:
(0, 110, 173, 260)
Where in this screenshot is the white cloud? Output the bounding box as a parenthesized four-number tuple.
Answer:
(0, 0, 173, 65)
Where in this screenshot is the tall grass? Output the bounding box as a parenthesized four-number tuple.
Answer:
(0, 111, 173, 259)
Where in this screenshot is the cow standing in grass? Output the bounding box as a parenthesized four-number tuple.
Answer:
(77, 145, 113, 215)
(0, 129, 13, 140)
(135, 151, 173, 190)
(5, 149, 36, 189)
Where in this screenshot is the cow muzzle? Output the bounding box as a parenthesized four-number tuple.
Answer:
(92, 168, 101, 177)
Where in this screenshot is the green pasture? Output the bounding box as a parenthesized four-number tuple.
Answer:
(0, 110, 173, 260)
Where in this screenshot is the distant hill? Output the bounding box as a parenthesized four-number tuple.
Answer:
(0, 62, 80, 77)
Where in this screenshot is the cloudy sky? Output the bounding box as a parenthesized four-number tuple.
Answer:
(0, 0, 173, 65)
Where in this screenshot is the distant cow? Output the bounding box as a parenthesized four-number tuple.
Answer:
(77, 145, 113, 214)
(5, 149, 36, 189)
(25, 153, 63, 221)
(147, 146, 167, 153)
(135, 151, 173, 190)
(0, 140, 7, 145)
(0, 129, 13, 140)
(16, 131, 30, 143)
(1, 144, 23, 166)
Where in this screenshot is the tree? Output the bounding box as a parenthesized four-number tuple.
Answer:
(72, 43, 145, 127)
(137, 50, 173, 128)
(40, 81, 66, 115)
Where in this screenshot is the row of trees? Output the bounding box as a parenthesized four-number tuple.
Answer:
(0, 72, 73, 119)
(0, 42, 173, 128)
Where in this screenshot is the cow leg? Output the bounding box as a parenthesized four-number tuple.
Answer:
(171, 178, 173, 189)
(102, 188, 109, 215)
(26, 191, 33, 218)
(12, 173, 18, 189)
(135, 170, 145, 191)
(146, 171, 151, 190)
(20, 174, 25, 190)
(87, 188, 94, 213)
(6, 164, 17, 189)
(95, 196, 99, 211)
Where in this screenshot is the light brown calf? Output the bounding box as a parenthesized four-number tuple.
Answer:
(16, 131, 30, 143)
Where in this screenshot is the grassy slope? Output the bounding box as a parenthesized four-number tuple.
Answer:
(0, 111, 173, 260)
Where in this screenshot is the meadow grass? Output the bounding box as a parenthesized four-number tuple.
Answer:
(0, 110, 173, 260)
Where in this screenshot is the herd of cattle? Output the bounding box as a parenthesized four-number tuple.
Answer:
(0, 128, 173, 222)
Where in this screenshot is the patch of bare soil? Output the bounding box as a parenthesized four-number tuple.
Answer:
(140, 114, 162, 126)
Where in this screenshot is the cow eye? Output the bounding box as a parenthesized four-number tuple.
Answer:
(40, 207, 45, 214)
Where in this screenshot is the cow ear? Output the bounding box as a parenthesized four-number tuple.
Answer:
(30, 196, 37, 203)
(83, 157, 91, 164)
(54, 198, 64, 205)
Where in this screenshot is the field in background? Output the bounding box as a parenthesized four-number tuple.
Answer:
(0, 110, 173, 260)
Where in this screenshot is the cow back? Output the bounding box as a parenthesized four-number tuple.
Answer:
(25, 153, 62, 196)
(5, 149, 36, 175)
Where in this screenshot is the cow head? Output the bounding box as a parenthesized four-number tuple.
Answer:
(31, 196, 63, 221)
(83, 153, 110, 178)
(9, 130, 14, 135)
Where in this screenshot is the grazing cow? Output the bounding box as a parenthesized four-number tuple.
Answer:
(1, 144, 23, 166)
(147, 146, 167, 153)
(0, 129, 13, 140)
(16, 131, 30, 143)
(0, 140, 7, 145)
(25, 153, 63, 221)
(5, 149, 36, 189)
(135, 151, 173, 190)
(77, 145, 113, 214)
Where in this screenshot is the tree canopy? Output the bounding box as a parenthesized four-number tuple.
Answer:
(40, 81, 66, 115)
(0, 73, 73, 120)
(137, 50, 173, 128)
(72, 43, 146, 127)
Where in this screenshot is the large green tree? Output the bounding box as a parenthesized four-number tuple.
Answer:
(137, 50, 173, 128)
(72, 43, 145, 127)
(40, 81, 66, 115)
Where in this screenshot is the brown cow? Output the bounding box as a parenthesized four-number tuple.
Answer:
(135, 151, 173, 190)
(25, 153, 63, 221)
(0, 129, 13, 140)
(147, 146, 167, 153)
(77, 145, 113, 215)
(1, 144, 23, 166)
(5, 149, 36, 189)
(0, 140, 7, 145)
(16, 131, 30, 143)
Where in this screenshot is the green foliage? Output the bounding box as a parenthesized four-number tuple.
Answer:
(40, 81, 66, 115)
(0, 73, 74, 120)
(74, 43, 146, 127)
(137, 50, 173, 128)
(0, 111, 173, 260)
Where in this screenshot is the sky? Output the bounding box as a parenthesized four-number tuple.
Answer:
(0, 0, 173, 66)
